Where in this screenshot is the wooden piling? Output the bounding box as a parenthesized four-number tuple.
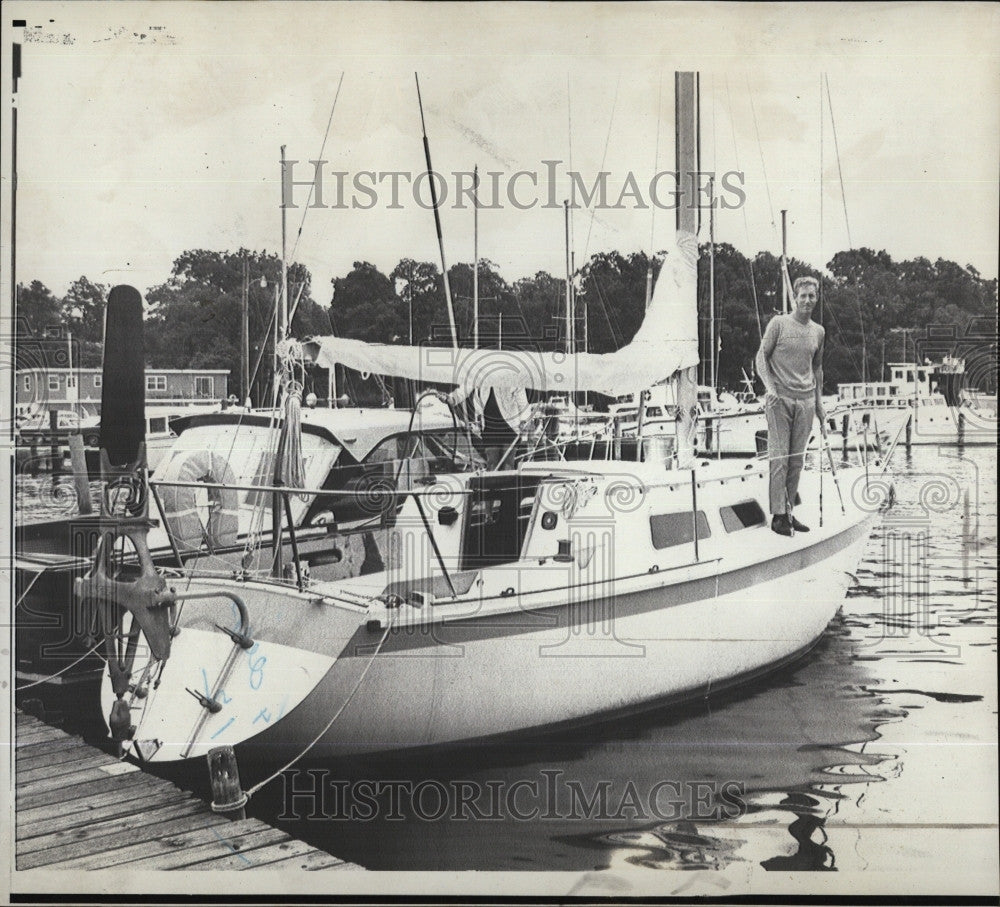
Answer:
(67, 433, 93, 514)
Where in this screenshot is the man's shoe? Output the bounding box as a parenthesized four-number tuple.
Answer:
(790, 516, 810, 532)
(771, 515, 792, 537)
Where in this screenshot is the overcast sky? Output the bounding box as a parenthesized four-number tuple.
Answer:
(4, 2, 999, 303)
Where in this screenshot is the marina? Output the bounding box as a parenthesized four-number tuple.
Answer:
(12, 444, 996, 877)
(4, 4, 998, 902)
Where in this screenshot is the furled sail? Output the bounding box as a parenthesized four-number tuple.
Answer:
(294, 231, 698, 399)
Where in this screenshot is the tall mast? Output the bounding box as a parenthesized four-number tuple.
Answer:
(473, 165, 479, 350)
(11, 37, 20, 314)
(673, 71, 700, 469)
(241, 254, 250, 406)
(564, 200, 573, 355)
(280, 145, 289, 338)
(709, 175, 716, 393)
(415, 74, 458, 349)
(780, 208, 789, 313)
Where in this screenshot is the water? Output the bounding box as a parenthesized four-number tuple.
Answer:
(14, 446, 998, 888)
(247, 445, 997, 883)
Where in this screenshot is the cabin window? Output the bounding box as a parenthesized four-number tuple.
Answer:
(147, 375, 166, 392)
(646, 406, 663, 418)
(148, 416, 169, 434)
(649, 511, 710, 550)
(719, 500, 766, 533)
(195, 376, 214, 398)
(48, 375, 60, 391)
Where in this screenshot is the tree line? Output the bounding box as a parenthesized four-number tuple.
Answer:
(15, 244, 998, 403)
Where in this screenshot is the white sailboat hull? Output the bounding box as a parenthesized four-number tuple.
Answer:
(264, 521, 869, 757)
(106, 464, 876, 763)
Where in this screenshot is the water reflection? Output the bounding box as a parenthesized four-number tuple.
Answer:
(253, 447, 994, 873)
(758, 793, 835, 871)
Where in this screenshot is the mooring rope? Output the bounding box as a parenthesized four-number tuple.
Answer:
(243, 621, 392, 799)
(15, 640, 104, 691)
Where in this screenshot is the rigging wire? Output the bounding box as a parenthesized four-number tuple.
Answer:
(567, 74, 576, 253)
(746, 74, 779, 239)
(820, 72, 825, 330)
(725, 76, 764, 342)
(289, 72, 345, 266)
(820, 74, 865, 381)
(824, 74, 853, 250)
(582, 75, 621, 262)
(824, 73, 866, 382)
(649, 71, 664, 255)
(15, 641, 105, 690)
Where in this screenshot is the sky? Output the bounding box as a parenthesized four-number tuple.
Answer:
(3, 2, 999, 305)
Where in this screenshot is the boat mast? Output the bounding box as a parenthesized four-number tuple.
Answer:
(241, 254, 250, 406)
(280, 146, 289, 339)
(11, 36, 19, 316)
(473, 165, 479, 350)
(673, 71, 700, 469)
(709, 175, 716, 394)
(564, 199, 578, 434)
(564, 200, 573, 356)
(415, 74, 458, 349)
(780, 208, 790, 313)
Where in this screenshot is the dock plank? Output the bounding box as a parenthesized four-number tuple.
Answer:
(18, 771, 164, 812)
(17, 741, 112, 770)
(16, 726, 68, 746)
(16, 713, 46, 730)
(18, 805, 228, 869)
(14, 710, 358, 872)
(18, 750, 112, 784)
(15, 736, 85, 758)
(262, 849, 356, 871)
(120, 827, 293, 871)
(17, 762, 140, 796)
(47, 820, 283, 870)
(18, 787, 197, 836)
(185, 836, 317, 871)
(19, 796, 210, 850)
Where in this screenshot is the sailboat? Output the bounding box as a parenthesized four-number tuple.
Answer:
(79, 73, 892, 768)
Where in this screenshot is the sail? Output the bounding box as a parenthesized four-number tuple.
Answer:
(296, 233, 698, 399)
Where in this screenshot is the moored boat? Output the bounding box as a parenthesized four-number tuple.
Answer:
(76, 71, 893, 773)
(103, 454, 879, 763)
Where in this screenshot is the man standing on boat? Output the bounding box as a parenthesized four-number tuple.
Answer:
(756, 276, 826, 536)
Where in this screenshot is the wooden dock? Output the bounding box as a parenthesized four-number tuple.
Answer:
(14, 710, 361, 871)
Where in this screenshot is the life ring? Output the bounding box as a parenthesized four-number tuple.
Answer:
(157, 449, 240, 552)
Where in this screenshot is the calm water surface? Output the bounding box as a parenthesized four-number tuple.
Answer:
(14, 445, 998, 883)
(252, 445, 997, 878)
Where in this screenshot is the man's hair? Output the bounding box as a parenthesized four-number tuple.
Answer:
(793, 276, 819, 295)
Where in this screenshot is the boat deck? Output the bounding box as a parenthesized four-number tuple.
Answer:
(13, 709, 360, 872)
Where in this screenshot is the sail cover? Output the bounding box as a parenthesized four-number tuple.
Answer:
(297, 230, 698, 398)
